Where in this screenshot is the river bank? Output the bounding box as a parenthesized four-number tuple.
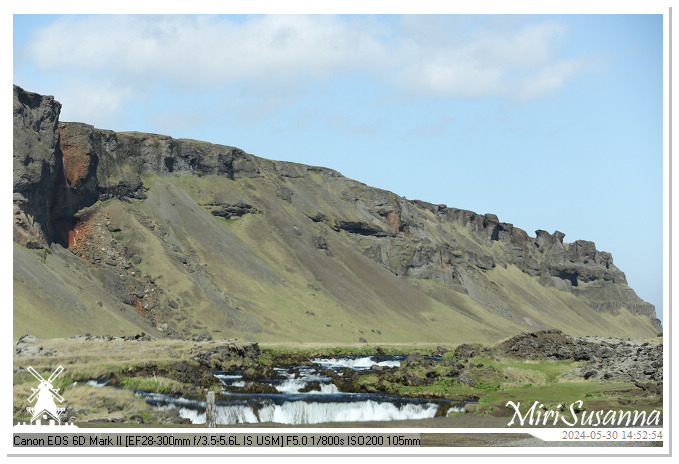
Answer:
(13, 330, 663, 429)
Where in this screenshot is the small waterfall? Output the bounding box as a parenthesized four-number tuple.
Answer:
(62, 157, 71, 189)
(319, 383, 339, 393)
(215, 374, 242, 384)
(447, 404, 467, 414)
(275, 378, 308, 394)
(67, 223, 79, 249)
(56, 156, 80, 248)
(309, 356, 401, 369)
(274, 367, 338, 394)
(118, 355, 465, 426)
(61, 157, 74, 213)
(159, 399, 440, 425)
(274, 378, 339, 394)
(86, 379, 111, 388)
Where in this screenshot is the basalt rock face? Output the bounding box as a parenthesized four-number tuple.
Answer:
(331, 196, 656, 322)
(56, 122, 261, 208)
(13, 86, 661, 342)
(13, 85, 63, 248)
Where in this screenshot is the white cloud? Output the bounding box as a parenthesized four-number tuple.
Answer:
(57, 79, 133, 125)
(25, 15, 388, 87)
(513, 58, 582, 100)
(17, 15, 585, 126)
(393, 18, 580, 100)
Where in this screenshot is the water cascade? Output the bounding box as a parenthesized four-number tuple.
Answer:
(135, 355, 458, 425)
(308, 356, 402, 369)
(53, 156, 80, 248)
(150, 395, 441, 425)
(62, 157, 71, 190)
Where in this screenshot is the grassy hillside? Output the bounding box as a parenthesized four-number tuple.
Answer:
(13, 171, 660, 343)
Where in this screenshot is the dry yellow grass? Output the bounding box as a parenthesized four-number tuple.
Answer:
(501, 367, 547, 386)
(13, 337, 219, 425)
(13, 377, 164, 424)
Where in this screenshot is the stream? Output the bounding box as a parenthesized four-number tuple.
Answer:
(121, 355, 465, 425)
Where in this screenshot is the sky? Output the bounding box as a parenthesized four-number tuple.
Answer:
(11, 8, 667, 323)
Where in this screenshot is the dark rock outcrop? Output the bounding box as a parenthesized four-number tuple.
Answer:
(191, 340, 261, 370)
(500, 330, 583, 360)
(13, 85, 63, 247)
(500, 330, 663, 384)
(205, 201, 260, 220)
(56, 122, 262, 208)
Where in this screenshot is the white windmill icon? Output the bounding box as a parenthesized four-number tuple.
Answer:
(26, 365, 66, 425)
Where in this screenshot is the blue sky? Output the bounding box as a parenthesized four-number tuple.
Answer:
(12, 11, 667, 323)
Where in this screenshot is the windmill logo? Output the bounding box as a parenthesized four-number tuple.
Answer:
(25, 366, 66, 425)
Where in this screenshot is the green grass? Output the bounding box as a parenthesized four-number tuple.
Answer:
(119, 376, 178, 394)
(471, 355, 581, 382)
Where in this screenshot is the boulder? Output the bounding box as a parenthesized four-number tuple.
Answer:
(192, 340, 261, 370)
(458, 374, 476, 387)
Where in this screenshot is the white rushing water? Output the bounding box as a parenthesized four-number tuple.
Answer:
(215, 374, 241, 383)
(136, 355, 462, 425)
(85, 379, 110, 387)
(162, 400, 439, 425)
(275, 378, 340, 394)
(273, 368, 340, 394)
(309, 356, 401, 369)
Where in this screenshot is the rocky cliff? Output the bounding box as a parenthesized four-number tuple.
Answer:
(13, 85, 63, 248)
(13, 85, 661, 342)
